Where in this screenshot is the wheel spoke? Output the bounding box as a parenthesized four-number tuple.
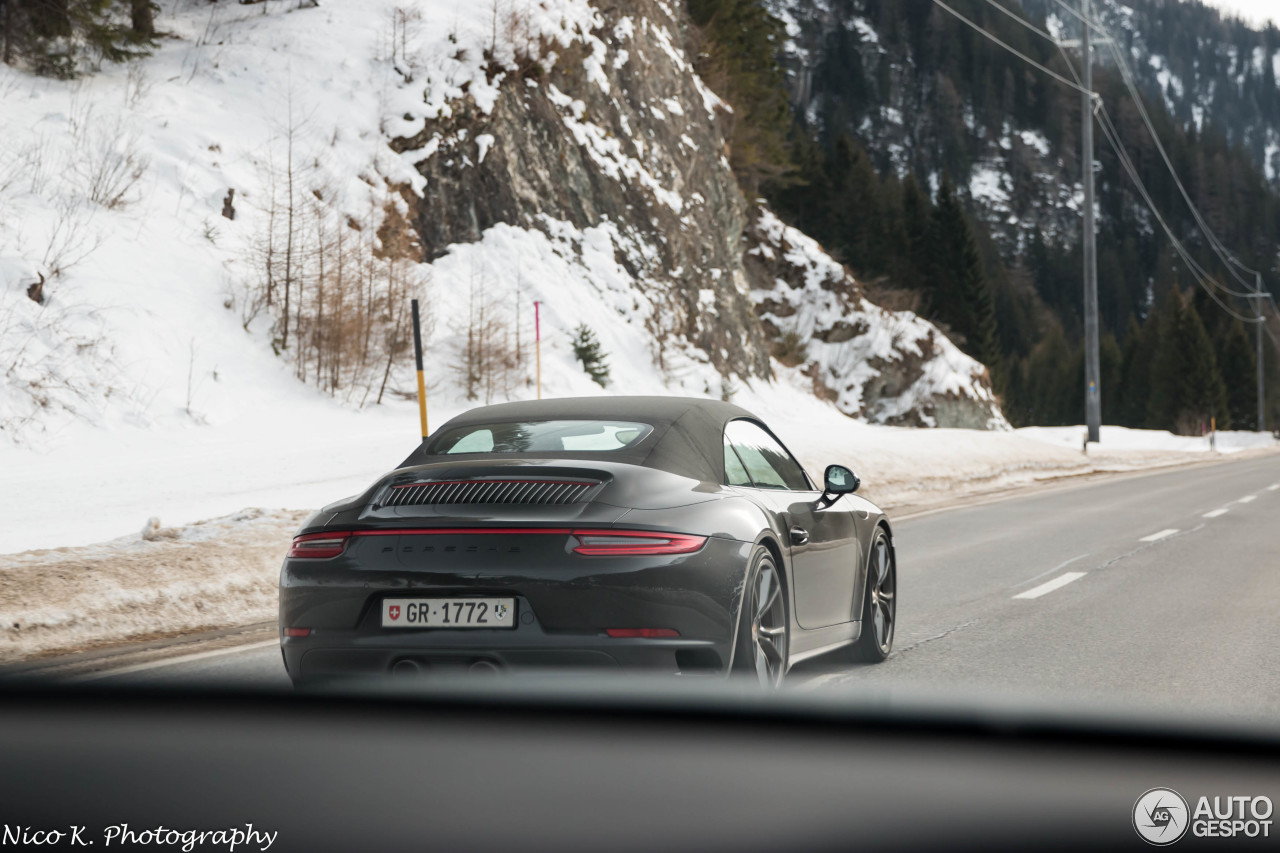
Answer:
(760, 583, 781, 617)
(755, 570, 774, 619)
(878, 589, 894, 603)
(876, 544, 889, 583)
(757, 624, 786, 637)
(754, 641, 770, 681)
(873, 605, 886, 645)
(758, 633, 783, 661)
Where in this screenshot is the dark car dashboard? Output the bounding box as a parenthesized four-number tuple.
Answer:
(1, 678, 1276, 851)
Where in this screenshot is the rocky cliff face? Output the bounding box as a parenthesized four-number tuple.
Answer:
(394, 0, 770, 380)
(746, 208, 1006, 428)
(393, 0, 1005, 427)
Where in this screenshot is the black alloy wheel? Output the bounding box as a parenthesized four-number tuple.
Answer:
(736, 546, 789, 687)
(848, 529, 895, 663)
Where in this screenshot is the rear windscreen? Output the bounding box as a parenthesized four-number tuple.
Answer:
(431, 420, 654, 454)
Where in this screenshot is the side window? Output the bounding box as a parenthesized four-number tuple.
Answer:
(723, 435, 753, 487)
(724, 420, 810, 491)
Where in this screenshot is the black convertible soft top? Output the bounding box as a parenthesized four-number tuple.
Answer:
(399, 396, 759, 483)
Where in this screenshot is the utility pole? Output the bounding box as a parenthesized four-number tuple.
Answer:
(1081, 0, 1101, 444)
(1256, 273, 1266, 432)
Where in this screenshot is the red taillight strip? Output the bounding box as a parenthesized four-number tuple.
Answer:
(291, 528, 707, 557)
(571, 530, 707, 556)
(288, 531, 352, 559)
(350, 528, 575, 536)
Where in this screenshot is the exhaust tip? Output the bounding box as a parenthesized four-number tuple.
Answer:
(392, 659, 423, 676)
(469, 660, 501, 675)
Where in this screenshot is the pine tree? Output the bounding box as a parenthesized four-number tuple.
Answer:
(1145, 289, 1186, 430)
(1176, 302, 1228, 434)
(1115, 315, 1154, 427)
(687, 0, 794, 195)
(571, 324, 610, 387)
(1, 0, 154, 75)
(927, 176, 999, 371)
(1218, 321, 1256, 431)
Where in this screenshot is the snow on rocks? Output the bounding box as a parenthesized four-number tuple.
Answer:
(746, 208, 1007, 429)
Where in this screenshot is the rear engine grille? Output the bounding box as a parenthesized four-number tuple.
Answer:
(382, 479, 599, 507)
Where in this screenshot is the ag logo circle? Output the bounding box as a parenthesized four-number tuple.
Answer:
(1134, 788, 1190, 845)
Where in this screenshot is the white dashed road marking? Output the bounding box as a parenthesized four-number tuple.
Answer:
(1203, 509, 1229, 518)
(1139, 529, 1179, 543)
(1013, 572, 1087, 600)
(1013, 553, 1089, 590)
(1239, 495, 1256, 504)
(1268, 484, 1279, 492)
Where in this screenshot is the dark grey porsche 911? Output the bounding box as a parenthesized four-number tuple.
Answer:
(279, 397, 896, 686)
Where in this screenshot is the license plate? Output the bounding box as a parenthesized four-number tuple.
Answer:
(381, 598, 516, 629)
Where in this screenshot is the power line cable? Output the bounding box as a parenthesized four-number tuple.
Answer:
(1038, 6, 1265, 321)
(930, 0, 1096, 96)
(1095, 102, 1264, 322)
(935, 0, 1272, 325)
(1053, 0, 1265, 290)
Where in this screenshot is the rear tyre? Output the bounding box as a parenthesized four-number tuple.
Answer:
(733, 545, 789, 687)
(847, 528, 895, 663)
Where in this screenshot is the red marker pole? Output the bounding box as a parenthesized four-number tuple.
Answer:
(534, 300, 542, 400)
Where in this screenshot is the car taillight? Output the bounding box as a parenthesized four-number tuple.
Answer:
(284, 628, 312, 638)
(605, 628, 680, 638)
(288, 532, 351, 559)
(571, 529, 707, 556)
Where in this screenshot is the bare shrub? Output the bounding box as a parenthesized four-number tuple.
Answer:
(771, 330, 809, 367)
(862, 279, 922, 314)
(384, 5, 423, 79)
(69, 103, 149, 210)
(41, 195, 103, 278)
(123, 60, 153, 109)
(454, 262, 521, 404)
(246, 130, 434, 406)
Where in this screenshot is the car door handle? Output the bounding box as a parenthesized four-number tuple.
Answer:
(789, 526, 809, 546)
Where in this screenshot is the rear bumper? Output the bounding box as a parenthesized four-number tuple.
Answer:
(279, 532, 751, 681)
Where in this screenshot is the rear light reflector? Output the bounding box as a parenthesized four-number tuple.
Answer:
(288, 532, 351, 559)
(571, 530, 707, 556)
(605, 628, 680, 639)
(284, 628, 312, 638)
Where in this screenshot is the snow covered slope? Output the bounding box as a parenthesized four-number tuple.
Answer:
(0, 0, 1002, 450)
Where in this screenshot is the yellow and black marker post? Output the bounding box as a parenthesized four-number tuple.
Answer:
(411, 299, 428, 439)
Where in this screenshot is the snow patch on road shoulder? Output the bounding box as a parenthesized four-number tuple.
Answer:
(0, 508, 305, 663)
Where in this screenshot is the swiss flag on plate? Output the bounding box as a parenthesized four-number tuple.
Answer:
(388, 605, 400, 621)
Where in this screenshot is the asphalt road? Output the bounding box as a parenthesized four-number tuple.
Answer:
(81, 453, 1280, 715)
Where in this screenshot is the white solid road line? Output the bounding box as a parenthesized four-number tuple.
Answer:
(72, 639, 279, 682)
(1013, 572, 1087, 600)
(1238, 495, 1257, 504)
(1139, 529, 1179, 543)
(1203, 509, 1230, 518)
(1269, 484, 1279, 492)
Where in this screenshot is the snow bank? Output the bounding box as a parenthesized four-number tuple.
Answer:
(1017, 426, 1278, 455)
(0, 508, 308, 662)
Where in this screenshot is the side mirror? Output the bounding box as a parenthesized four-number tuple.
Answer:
(822, 464, 860, 501)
